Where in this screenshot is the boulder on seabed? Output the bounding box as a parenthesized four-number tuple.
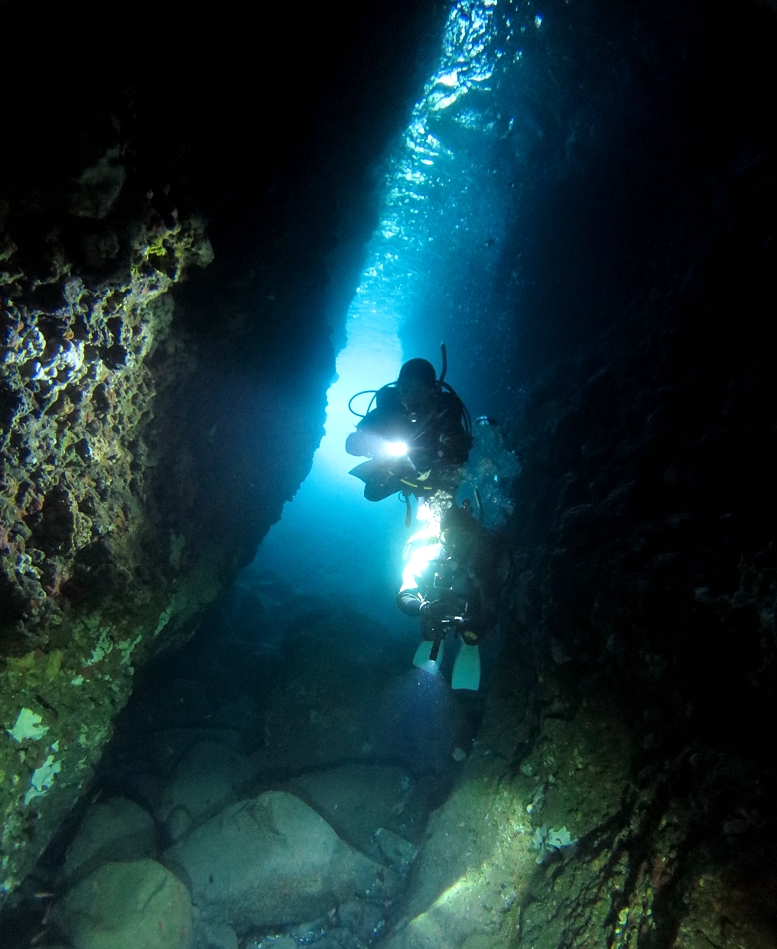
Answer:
(284, 764, 420, 855)
(151, 728, 243, 775)
(157, 740, 258, 842)
(53, 859, 193, 949)
(164, 791, 398, 934)
(62, 796, 157, 885)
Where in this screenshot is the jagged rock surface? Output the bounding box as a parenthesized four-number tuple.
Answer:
(0, 0, 445, 911)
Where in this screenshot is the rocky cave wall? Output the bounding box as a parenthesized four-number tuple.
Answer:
(2, 1, 776, 944)
(491, 223, 777, 947)
(386, 2, 777, 944)
(382, 135, 777, 949)
(0, 0, 447, 908)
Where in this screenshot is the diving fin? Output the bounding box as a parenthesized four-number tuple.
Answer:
(414, 638, 445, 675)
(451, 642, 481, 691)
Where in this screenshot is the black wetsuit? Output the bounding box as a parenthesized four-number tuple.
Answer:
(395, 520, 500, 644)
(346, 385, 472, 501)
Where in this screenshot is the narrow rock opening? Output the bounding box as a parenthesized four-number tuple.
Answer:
(2, 1, 777, 948)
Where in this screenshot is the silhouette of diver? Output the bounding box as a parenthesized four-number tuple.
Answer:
(345, 350, 472, 502)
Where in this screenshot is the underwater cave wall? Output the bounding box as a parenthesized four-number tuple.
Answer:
(390, 85, 777, 943)
(0, 197, 221, 902)
(490, 79, 777, 943)
(504, 46, 777, 767)
(387, 4, 777, 940)
(0, 0, 447, 908)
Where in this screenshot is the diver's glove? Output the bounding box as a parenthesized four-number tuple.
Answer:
(420, 595, 461, 623)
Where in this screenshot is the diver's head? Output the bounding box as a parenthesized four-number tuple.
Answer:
(397, 358, 437, 415)
(440, 503, 477, 557)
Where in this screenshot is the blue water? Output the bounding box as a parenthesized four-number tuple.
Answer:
(251, 0, 683, 629)
(251, 0, 542, 624)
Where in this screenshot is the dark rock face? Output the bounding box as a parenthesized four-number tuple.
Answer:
(493, 304, 777, 945)
(386, 0, 777, 941)
(1, 207, 212, 652)
(1, 179, 226, 915)
(508, 166, 777, 767)
(488, 48, 777, 939)
(1, 0, 446, 910)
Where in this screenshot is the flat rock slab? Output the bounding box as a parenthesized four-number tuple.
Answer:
(53, 858, 193, 949)
(284, 764, 428, 858)
(164, 791, 396, 933)
(158, 740, 258, 841)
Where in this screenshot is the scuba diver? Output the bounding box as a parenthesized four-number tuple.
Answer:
(345, 347, 513, 690)
(346, 347, 472, 504)
(397, 496, 506, 691)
